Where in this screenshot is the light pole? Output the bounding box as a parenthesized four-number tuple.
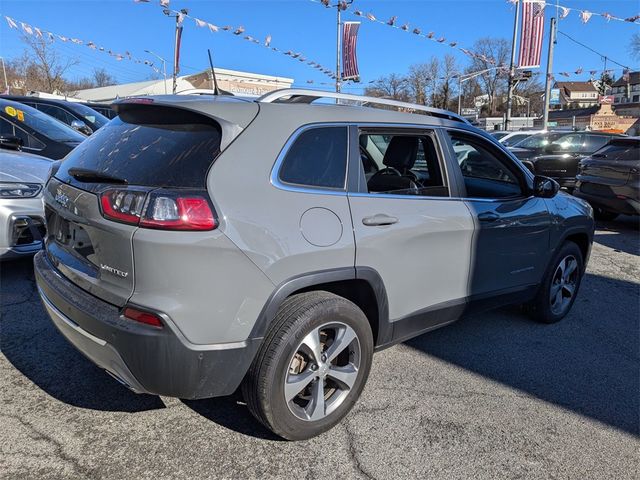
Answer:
(145, 50, 168, 94)
(324, 0, 353, 93)
(457, 67, 498, 116)
(163, 8, 188, 94)
(505, 0, 521, 130)
(0, 57, 8, 94)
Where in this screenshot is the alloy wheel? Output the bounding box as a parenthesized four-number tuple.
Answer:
(285, 322, 361, 422)
(550, 254, 579, 315)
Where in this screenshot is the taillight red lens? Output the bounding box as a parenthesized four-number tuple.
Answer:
(140, 194, 216, 231)
(123, 306, 163, 328)
(100, 188, 147, 225)
(99, 188, 217, 231)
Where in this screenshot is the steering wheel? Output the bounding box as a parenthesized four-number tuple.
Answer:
(376, 166, 402, 176)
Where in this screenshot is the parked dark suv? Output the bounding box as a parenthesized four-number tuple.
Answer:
(575, 137, 640, 220)
(0, 98, 85, 159)
(510, 131, 623, 189)
(1, 95, 109, 135)
(35, 90, 594, 440)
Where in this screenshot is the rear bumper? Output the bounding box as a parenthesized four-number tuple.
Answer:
(34, 251, 261, 399)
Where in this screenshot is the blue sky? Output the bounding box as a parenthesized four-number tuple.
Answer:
(0, 0, 638, 92)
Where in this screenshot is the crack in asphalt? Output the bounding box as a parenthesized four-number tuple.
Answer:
(341, 419, 377, 480)
(0, 413, 91, 479)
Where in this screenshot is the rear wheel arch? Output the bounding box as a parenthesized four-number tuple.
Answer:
(250, 267, 390, 347)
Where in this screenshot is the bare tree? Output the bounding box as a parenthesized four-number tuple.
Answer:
(406, 63, 430, 105)
(93, 68, 115, 87)
(19, 34, 79, 93)
(364, 73, 410, 101)
(437, 55, 458, 110)
(467, 37, 510, 115)
(631, 33, 640, 61)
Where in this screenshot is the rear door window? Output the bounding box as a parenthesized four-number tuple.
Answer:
(56, 105, 222, 188)
(278, 126, 348, 189)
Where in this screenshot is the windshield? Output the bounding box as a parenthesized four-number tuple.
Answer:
(491, 132, 509, 140)
(517, 132, 574, 150)
(68, 102, 109, 128)
(1, 101, 85, 142)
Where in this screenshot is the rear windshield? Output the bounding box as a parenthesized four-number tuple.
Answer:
(56, 105, 222, 188)
(593, 141, 640, 161)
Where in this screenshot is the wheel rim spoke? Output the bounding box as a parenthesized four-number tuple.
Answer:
(300, 327, 323, 365)
(563, 283, 575, 297)
(325, 326, 357, 363)
(285, 369, 316, 402)
(327, 364, 358, 390)
(550, 283, 562, 298)
(554, 290, 563, 308)
(565, 259, 577, 278)
(307, 379, 325, 421)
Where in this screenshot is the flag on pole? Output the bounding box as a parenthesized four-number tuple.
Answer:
(342, 21, 360, 81)
(518, 0, 545, 68)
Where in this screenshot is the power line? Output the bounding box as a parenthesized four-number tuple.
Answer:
(557, 30, 632, 70)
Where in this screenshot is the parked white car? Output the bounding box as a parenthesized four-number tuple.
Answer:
(499, 130, 544, 147)
(0, 149, 50, 259)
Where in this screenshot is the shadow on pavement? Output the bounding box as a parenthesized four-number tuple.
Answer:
(183, 395, 281, 441)
(1, 258, 164, 413)
(405, 272, 640, 436)
(594, 215, 640, 256)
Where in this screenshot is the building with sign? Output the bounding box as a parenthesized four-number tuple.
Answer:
(552, 81, 599, 109)
(534, 103, 640, 135)
(72, 67, 294, 102)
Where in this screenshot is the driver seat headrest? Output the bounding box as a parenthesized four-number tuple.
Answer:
(383, 136, 419, 171)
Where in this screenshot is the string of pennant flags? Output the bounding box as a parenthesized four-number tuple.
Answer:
(312, 0, 505, 67)
(506, 0, 640, 25)
(3, 15, 161, 74)
(134, 0, 337, 80)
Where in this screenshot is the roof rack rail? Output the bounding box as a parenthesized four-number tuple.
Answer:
(257, 88, 470, 124)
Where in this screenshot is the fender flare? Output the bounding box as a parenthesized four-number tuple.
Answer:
(248, 267, 391, 346)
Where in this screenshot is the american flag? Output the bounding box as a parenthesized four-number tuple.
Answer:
(342, 21, 360, 81)
(518, 0, 545, 68)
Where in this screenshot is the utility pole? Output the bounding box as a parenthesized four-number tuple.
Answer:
(163, 8, 187, 94)
(505, 0, 521, 131)
(542, 16, 557, 130)
(336, 3, 341, 93)
(0, 57, 8, 94)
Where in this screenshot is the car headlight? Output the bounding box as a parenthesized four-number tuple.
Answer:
(0, 182, 43, 198)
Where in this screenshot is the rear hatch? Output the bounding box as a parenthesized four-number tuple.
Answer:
(43, 98, 258, 306)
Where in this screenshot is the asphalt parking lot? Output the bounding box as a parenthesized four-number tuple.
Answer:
(1, 217, 638, 480)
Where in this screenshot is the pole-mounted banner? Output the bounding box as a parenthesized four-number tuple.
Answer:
(342, 21, 360, 81)
(518, 0, 545, 68)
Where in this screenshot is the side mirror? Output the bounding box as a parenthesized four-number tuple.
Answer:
(0, 135, 24, 151)
(71, 119, 91, 135)
(533, 175, 560, 198)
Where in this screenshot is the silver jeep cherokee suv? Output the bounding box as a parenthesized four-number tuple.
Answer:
(35, 90, 594, 440)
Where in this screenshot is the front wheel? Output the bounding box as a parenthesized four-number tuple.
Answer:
(242, 291, 373, 440)
(526, 241, 584, 324)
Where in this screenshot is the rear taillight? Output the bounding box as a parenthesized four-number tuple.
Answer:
(99, 188, 217, 231)
(123, 306, 163, 328)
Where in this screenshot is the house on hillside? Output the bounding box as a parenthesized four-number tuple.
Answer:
(553, 81, 599, 110)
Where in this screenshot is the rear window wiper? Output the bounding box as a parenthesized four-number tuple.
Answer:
(68, 168, 128, 184)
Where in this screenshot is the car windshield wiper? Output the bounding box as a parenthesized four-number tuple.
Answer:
(68, 168, 128, 184)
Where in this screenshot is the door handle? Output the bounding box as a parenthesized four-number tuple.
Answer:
(362, 214, 399, 226)
(478, 212, 499, 223)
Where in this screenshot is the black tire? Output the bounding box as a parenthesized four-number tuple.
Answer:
(593, 207, 619, 222)
(242, 291, 373, 440)
(525, 241, 584, 324)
